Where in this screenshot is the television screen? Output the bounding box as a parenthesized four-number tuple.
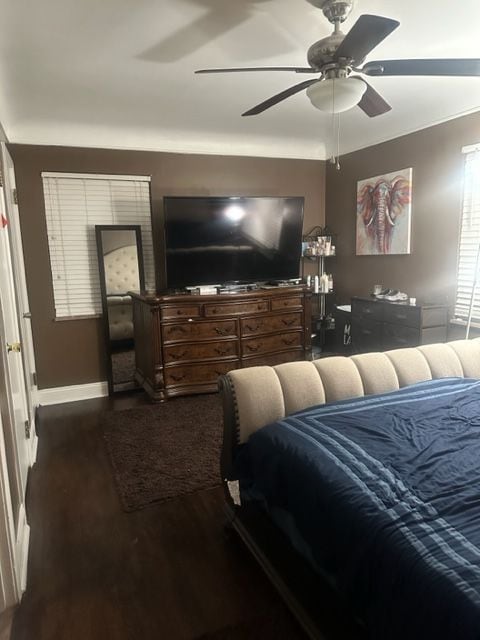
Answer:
(163, 196, 304, 289)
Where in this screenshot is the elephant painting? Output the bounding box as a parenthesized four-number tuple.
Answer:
(356, 168, 412, 255)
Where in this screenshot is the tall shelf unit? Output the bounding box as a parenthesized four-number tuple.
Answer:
(301, 226, 336, 354)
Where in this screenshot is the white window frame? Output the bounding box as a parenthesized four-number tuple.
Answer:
(454, 145, 480, 327)
(42, 172, 154, 320)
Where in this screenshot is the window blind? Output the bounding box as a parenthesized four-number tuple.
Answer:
(454, 151, 480, 323)
(42, 173, 155, 319)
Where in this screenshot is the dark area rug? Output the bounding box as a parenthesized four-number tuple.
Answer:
(103, 393, 223, 511)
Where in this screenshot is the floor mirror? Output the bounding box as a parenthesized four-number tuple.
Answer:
(95, 225, 145, 394)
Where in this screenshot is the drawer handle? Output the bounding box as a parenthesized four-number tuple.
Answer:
(281, 318, 296, 326)
(170, 350, 186, 360)
(215, 327, 230, 336)
(361, 329, 372, 335)
(214, 370, 224, 376)
(176, 309, 184, 315)
(170, 372, 186, 382)
(395, 314, 407, 320)
(212, 309, 218, 314)
(282, 337, 297, 346)
(283, 301, 290, 306)
(214, 347, 230, 356)
(245, 323, 260, 332)
(257, 304, 263, 310)
(246, 344, 261, 353)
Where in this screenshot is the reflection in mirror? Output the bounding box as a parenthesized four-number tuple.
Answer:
(95, 225, 145, 394)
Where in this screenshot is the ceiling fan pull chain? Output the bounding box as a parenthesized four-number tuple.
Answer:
(329, 79, 337, 166)
(328, 80, 341, 170)
(336, 112, 341, 171)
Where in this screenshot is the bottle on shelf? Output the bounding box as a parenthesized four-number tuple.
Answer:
(324, 314, 335, 330)
(320, 273, 329, 293)
(314, 275, 319, 293)
(328, 273, 333, 292)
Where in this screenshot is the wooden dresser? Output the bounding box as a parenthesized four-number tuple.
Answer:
(351, 296, 448, 353)
(131, 287, 312, 401)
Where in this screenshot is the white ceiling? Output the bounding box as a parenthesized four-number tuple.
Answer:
(1, 0, 480, 159)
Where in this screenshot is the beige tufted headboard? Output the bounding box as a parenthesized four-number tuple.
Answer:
(220, 339, 480, 447)
(104, 245, 140, 295)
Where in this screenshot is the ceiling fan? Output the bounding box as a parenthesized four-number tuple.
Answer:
(195, 0, 480, 118)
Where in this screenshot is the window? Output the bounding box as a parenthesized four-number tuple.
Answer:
(455, 149, 480, 324)
(42, 173, 155, 319)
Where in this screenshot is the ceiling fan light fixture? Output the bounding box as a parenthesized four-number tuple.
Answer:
(306, 77, 367, 113)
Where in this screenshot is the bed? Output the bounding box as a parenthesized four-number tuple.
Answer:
(219, 339, 480, 640)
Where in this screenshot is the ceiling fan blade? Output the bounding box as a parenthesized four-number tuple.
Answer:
(195, 66, 317, 74)
(334, 14, 400, 64)
(355, 80, 392, 117)
(242, 79, 318, 116)
(362, 58, 480, 77)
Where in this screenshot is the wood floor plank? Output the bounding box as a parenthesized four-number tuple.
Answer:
(0, 607, 15, 640)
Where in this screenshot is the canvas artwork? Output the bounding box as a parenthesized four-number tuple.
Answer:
(356, 168, 413, 255)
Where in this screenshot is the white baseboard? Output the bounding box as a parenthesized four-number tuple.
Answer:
(19, 522, 30, 594)
(14, 505, 30, 596)
(38, 381, 109, 406)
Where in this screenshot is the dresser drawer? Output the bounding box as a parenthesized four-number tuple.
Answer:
(165, 361, 238, 386)
(241, 312, 302, 336)
(422, 307, 448, 328)
(270, 296, 303, 311)
(383, 323, 420, 350)
(420, 326, 448, 345)
(163, 319, 237, 343)
(352, 317, 383, 353)
(204, 300, 268, 317)
(242, 332, 302, 357)
(244, 350, 304, 367)
(384, 303, 421, 328)
(161, 304, 201, 320)
(163, 340, 238, 363)
(352, 299, 384, 322)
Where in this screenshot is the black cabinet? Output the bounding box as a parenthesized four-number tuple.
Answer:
(351, 297, 448, 353)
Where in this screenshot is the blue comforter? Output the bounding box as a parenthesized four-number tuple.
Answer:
(234, 378, 480, 639)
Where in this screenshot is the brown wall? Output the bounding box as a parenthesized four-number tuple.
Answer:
(325, 111, 480, 307)
(9, 144, 326, 389)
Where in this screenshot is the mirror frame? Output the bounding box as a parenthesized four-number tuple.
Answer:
(95, 224, 145, 395)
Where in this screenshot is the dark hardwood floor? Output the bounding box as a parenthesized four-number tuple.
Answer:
(11, 392, 306, 640)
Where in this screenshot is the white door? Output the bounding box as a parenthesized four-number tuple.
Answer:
(0, 166, 32, 600)
(1, 144, 38, 462)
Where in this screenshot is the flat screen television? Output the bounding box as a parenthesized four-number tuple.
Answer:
(163, 196, 305, 289)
